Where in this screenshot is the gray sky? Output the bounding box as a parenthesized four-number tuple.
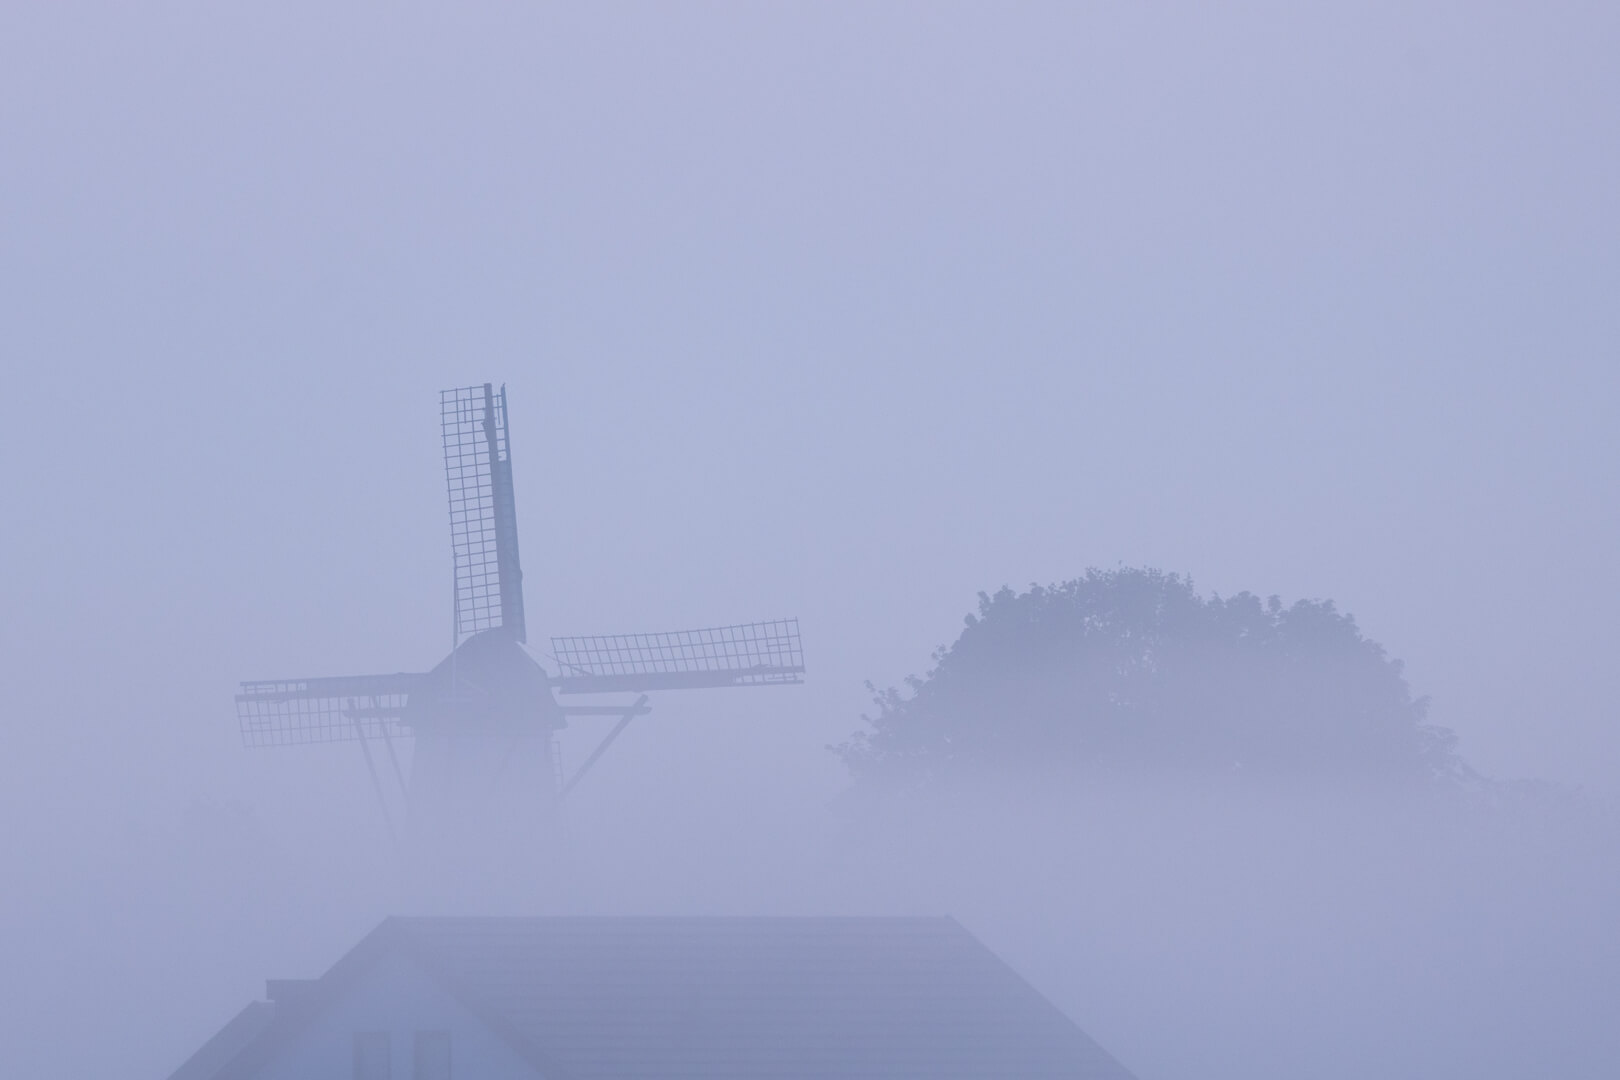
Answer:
(2, 3, 1617, 1078)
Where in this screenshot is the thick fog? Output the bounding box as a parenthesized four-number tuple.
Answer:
(2, 4, 1617, 1079)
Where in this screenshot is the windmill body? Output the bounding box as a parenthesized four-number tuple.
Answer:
(236, 384, 804, 890)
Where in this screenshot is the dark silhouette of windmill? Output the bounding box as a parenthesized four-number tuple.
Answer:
(236, 384, 804, 853)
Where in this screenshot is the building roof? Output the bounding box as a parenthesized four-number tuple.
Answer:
(189, 916, 1137, 1080)
(167, 1001, 275, 1080)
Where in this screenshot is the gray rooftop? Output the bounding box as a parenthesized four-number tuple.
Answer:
(188, 916, 1138, 1080)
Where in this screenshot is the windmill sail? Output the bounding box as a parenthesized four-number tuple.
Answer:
(235, 379, 805, 858)
(441, 383, 526, 643)
(236, 673, 424, 747)
(551, 618, 804, 693)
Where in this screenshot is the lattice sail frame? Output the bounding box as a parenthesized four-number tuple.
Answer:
(442, 384, 526, 642)
(551, 618, 805, 693)
(236, 673, 422, 747)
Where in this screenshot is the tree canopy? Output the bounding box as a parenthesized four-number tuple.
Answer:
(838, 568, 1464, 788)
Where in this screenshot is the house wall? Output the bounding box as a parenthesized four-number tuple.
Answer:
(251, 952, 543, 1080)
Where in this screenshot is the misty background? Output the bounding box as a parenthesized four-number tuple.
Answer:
(2, 3, 1617, 1079)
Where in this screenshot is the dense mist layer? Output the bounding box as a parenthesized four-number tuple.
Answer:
(8, 745, 1618, 1079)
(2, 3, 1616, 1079)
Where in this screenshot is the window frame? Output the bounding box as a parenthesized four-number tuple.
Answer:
(353, 1030, 391, 1080)
(413, 1029, 452, 1080)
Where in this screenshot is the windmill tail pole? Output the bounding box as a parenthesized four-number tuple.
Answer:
(378, 723, 410, 818)
(353, 716, 400, 851)
(561, 696, 649, 798)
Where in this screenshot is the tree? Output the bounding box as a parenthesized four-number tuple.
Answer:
(837, 568, 1464, 788)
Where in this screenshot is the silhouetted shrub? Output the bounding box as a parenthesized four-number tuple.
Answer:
(838, 568, 1464, 788)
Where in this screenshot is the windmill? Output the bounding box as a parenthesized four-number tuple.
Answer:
(235, 383, 804, 857)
